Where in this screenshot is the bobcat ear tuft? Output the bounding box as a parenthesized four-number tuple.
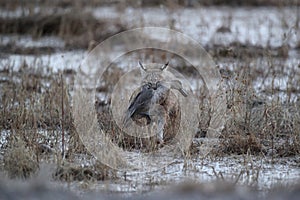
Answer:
(139, 61, 147, 71)
(161, 61, 169, 71)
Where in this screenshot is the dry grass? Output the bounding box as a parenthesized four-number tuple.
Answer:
(0, 10, 125, 51)
(1, 48, 299, 180)
(0, 57, 297, 182)
(0, 63, 113, 180)
(0, 1, 299, 195)
(3, 135, 39, 179)
(54, 160, 116, 181)
(213, 63, 300, 157)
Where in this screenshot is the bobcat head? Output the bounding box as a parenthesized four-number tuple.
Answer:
(139, 61, 188, 97)
(139, 61, 169, 88)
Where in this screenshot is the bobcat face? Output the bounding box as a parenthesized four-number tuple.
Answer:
(139, 61, 169, 88)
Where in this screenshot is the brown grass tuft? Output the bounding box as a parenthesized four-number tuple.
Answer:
(3, 135, 39, 179)
(54, 161, 115, 181)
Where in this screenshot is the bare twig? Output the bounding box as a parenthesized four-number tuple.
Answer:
(61, 74, 65, 158)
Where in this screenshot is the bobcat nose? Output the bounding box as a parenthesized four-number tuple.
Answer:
(152, 82, 161, 90)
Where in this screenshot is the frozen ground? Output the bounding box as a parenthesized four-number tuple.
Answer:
(1, 127, 299, 195)
(0, 4, 300, 199)
(91, 6, 299, 48)
(1, 6, 299, 92)
(55, 155, 300, 198)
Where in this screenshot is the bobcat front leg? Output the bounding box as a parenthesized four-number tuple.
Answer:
(149, 104, 166, 144)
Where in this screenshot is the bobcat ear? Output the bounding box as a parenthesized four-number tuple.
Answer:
(161, 61, 169, 71)
(139, 61, 147, 71)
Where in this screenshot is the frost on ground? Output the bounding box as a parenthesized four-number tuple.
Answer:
(0, 1, 300, 199)
(91, 6, 299, 48)
(1, 157, 300, 200)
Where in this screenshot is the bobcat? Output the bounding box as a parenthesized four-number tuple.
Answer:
(123, 61, 188, 144)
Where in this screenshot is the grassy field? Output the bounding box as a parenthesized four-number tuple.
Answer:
(0, 0, 299, 199)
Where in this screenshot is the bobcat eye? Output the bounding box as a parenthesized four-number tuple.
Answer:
(157, 81, 164, 88)
(146, 83, 152, 89)
(155, 81, 161, 88)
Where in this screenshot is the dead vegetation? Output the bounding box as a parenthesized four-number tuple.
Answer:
(209, 43, 292, 60)
(0, 10, 125, 51)
(214, 64, 300, 157)
(3, 136, 39, 179)
(0, 0, 299, 197)
(1, 50, 299, 180)
(54, 160, 116, 181)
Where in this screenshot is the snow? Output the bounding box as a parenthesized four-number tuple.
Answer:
(1, 35, 65, 48)
(91, 6, 300, 48)
(0, 5, 299, 195)
(0, 50, 85, 73)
